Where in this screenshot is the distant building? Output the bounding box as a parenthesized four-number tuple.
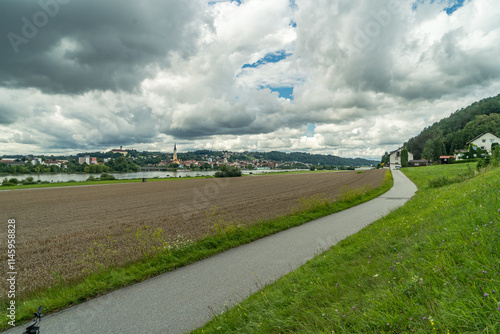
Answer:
(32, 157, 44, 165)
(111, 146, 128, 156)
(389, 147, 414, 170)
(409, 159, 431, 167)
(466, 132, 500, 153)
(439, 156, 455, 164)
(0, 160, 24, 166)
(79, 156, 90, 165)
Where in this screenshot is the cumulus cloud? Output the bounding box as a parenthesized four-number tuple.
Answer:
(0, 0, 499, 158)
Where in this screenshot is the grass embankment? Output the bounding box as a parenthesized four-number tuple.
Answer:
(0, 171, 392, 330)
(192, 164, 500, 333)
(194, 165, 500, 333)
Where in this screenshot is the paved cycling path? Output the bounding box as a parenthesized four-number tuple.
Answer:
(5, 170, 417, 334)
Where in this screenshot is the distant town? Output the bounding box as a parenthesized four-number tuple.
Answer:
(0, 146, 376, 174)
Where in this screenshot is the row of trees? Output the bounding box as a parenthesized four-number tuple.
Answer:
(0, 156, 139, 175)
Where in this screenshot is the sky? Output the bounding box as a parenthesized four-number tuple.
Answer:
(1, 0, 500, 160)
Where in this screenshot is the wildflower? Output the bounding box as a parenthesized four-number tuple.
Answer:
(484, 293, 489, 297)
(483, 271, 487, 274)
(444, 228, 447, 231)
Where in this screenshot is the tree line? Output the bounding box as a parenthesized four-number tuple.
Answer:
(404, 94, 500, 160)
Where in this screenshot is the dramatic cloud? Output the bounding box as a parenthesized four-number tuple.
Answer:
(0, 0, 206, 94)
(0, 0, 499, 159)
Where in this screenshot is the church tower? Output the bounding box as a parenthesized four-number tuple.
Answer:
(172, 143, 180, 164)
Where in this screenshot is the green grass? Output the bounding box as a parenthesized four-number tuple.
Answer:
(192, 164, 500, 333)
(0, 171, 392, 330)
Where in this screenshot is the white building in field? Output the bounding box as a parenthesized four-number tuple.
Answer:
(389, 147, 414, 170)
(466, 132, 500, 153)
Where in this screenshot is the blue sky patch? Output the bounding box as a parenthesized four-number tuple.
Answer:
(242, 50, 291, 69)
(444, 0, 466, 14)
(306, 123, 316, 137)
(271, 87, 294, 100)
(412, 0, 466, 15)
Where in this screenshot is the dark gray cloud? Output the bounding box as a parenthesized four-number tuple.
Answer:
(0, 0, 205, 94)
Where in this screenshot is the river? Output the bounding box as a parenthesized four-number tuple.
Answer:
(0, 169, 297, 183)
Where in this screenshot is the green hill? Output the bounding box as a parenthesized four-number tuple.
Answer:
(405, 94, 500, 159)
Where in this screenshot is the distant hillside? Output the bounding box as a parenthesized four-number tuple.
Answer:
(254, 151, 375, 167)
(182, 150, 375, 167)
(405, 94, 500, 159)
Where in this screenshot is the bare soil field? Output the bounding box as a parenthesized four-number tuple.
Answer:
(0, 170, 384, 297)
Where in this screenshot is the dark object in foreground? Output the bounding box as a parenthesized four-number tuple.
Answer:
(23, 306, 43, 334)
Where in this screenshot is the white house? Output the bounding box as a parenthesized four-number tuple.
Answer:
(466, 132, 500, 153)
(389, 147, 414, 170)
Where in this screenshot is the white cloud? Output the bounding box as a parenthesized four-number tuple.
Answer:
(1, 0, 500, 159)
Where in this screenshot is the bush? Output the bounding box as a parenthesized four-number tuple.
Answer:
(100, 173, 116, 180)
(428, 176, 453, 188)
(1, 178, 16, 186)
(22, 176, 36, 185)
(214, 165, 242, 178)
(86, 175, 98, 181)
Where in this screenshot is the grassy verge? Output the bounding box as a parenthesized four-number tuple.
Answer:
(192, 164, 500, 333)
(0, 171, 392, 330)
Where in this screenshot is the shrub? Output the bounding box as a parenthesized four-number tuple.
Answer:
(22, 176, 36, 185)
(214, 165, 242, 178)
(1, 178, 16, 186)
(86, 175, 98, 181)
(100, 173, 116, 180)
(428, 176, 453, 188)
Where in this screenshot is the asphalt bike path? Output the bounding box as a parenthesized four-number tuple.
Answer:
(5, 170, 417, 334)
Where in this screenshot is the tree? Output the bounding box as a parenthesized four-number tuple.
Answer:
(380, 152, 390, 166)
(214, 165, 242, 178)
(401, 147, 409, 167)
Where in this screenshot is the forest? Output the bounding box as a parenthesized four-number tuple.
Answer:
(404, 94, 500, 160)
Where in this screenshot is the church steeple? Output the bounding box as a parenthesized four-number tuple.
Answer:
(173, 143, 178, 163)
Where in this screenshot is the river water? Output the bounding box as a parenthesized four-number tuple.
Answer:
(0, 169, 296, 183)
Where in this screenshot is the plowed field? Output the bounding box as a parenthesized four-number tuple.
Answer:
(0, 170, 384, 296)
